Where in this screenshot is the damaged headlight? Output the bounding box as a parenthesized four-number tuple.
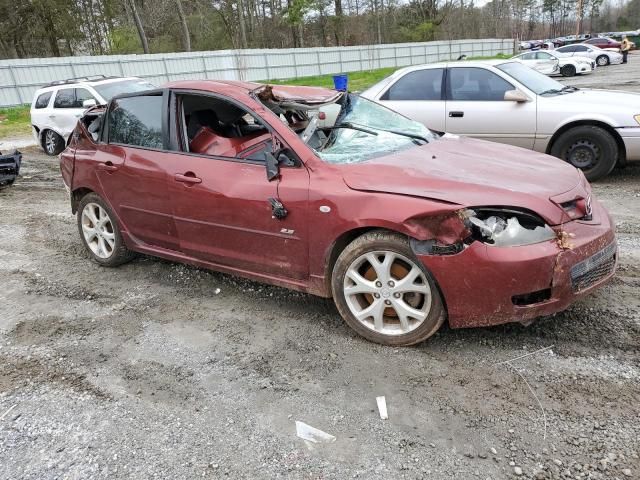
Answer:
(462, 208, 556, 247)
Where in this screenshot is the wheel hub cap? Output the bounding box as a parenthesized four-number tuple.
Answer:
(343, 251, 432, 336)
(567, 140, 598, 169)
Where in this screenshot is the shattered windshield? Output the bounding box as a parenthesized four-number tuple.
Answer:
(93, 79, 155, 102)
(316, 94, 438, 164)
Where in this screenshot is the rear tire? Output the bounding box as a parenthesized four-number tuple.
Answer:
(77, 193, 135, 267)
(550, 126, 618, 181)
(42, 130, 64, 156)
(331, 230, 445, 346)
(560, 64, 576, 77)
(596, 55, 609, 66)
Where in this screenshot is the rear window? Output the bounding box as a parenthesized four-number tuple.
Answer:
(381, 68, 443, 101)
(108, 95, 163, 149)
(35, 91, 52, 109)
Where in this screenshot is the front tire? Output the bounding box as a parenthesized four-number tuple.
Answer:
(561, 64, 576, 77)
(550, 126, 618, 181)
(42, 130, 65, 156)
(77, 193, 135, 267)
(331, 230, 445, 346)
(596, 55, 609, 66)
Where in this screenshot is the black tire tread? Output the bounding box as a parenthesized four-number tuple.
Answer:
(550, 125, 618, 181)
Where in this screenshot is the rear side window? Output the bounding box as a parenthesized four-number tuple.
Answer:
(53, 89, 77, 108)
(381, 69, 443, 100)
(108, 95, 163, 149)
(574, 45, 589, 52)
(448, 67, 513, 101)
(35, 91, 52, 109)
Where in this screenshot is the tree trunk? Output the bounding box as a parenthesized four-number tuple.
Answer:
(334, 0, 344, 45)
(238, 0, 248, 48)
(176, 0, 191, 51)
(127, 0, 150, 53)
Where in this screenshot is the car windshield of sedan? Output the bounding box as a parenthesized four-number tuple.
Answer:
(315, 95, 438, 164)
(497, 62, 574, 96)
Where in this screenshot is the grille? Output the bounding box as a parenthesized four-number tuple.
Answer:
(570, 242, 616, 292)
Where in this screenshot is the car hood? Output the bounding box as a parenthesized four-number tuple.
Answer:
(549, 88, 640, 107)
(339, 135, 584, 225)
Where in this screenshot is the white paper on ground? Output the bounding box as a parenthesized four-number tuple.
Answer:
(295, 421, 336, 444)
(376, 396, 388, 420)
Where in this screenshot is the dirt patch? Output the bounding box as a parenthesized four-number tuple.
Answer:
(0, 147, 638, 479)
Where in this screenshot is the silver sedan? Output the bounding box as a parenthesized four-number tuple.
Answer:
(361, 60, 640, 180)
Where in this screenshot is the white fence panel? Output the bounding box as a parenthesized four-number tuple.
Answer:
(0, 39, 514, 107)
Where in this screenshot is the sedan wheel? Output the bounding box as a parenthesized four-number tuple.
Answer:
(550, 125, 618, 181)
(596, 55, 609, 66)
(77, 193, 135, 266)
(43, 130, 64, 156)
(81, 202, 116, 259)
(332, 231, 445, 346)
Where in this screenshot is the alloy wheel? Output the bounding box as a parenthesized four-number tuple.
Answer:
(596, 56, 608, 66)
(45, 130, 57, 154)
(81, 202, 115, 259)
(343, 251, 432, 335)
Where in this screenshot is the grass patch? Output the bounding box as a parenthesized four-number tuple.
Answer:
(0, 105, 31, 139)
(267, 53, 512, 90)
(269, 67, 397, 91)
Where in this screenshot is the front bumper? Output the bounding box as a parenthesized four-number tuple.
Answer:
(418, 200, 616, 329)
(0, 150, 22, 186)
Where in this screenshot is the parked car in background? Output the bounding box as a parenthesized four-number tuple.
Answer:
(362, 60, 640, 180)
(30, 75, 155, 155)
(555, 44, 623, 66)
(59, 81, 616, 346)
(512, 50, 594, 76)
(583, 37, 622, 50)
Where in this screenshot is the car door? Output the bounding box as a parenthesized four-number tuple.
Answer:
(444, 66, 537, 149)
(372, 67, 446, 131)
(93, 90, 180, 251)
(165, 91, 310, 280)
(534, 52, 559, 74)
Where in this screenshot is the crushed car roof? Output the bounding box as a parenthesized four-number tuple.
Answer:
(164, 80, 341, 104)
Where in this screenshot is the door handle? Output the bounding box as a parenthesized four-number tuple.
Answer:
(174, 172, 202, 184)
(48, 115, 56, 119)
(449, 111, 464, 118)
(97, 161, 118, 172)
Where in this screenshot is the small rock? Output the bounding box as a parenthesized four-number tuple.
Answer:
(514, 466, 523, 476)
(622, 469, 632, 477)
(490, 448, 498, 455)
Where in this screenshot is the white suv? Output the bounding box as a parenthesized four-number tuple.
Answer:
(30, 76, 155, 155)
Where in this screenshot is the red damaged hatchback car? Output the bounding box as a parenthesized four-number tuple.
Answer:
(60, 81, 617, 346)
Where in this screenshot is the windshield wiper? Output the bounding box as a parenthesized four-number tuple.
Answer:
(329, 123, 379, 136)
(341, 122, 429, 144)
(561, 86, 579, 92)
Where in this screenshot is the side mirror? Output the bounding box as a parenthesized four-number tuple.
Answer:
(83, 99, 97, 108)
(265, 152, 280, 181)
(504, 89, 530, 102)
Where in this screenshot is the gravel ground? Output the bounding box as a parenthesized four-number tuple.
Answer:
(1, 69, 640, 479)
(557, 51, 640, 90)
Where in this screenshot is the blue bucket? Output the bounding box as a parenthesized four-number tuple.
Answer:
(332, 74, 348, 91)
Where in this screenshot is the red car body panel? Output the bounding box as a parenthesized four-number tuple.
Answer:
(61, 80, 617, 329)
(584, 38, 621, 49)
